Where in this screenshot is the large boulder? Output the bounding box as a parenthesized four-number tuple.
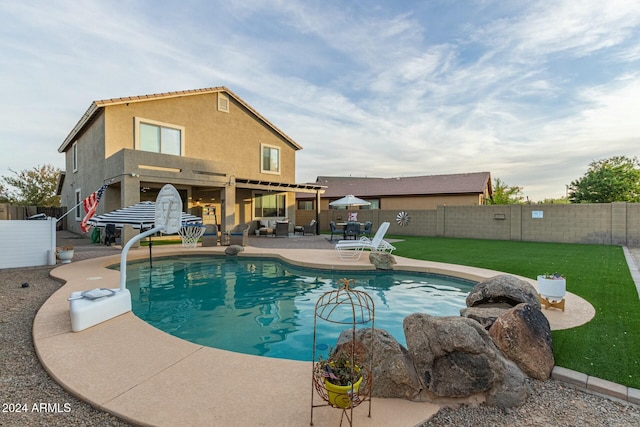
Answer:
(337, 328, 421, 399)
(403, 313, 528, 409)
(466, 275, 541, 310)
(369, 252, 396, 270)
(489, 303, 554, 380)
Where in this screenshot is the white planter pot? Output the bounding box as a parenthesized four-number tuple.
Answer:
(58, 250, 74, 264)
(537, 275, 566, 300)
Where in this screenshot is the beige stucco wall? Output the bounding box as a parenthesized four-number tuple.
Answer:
(61, 113, 113, 233)
(102, 92, 296, 184)
(60, 90, 301, 234)
(318, 194, 482, 211)
(380, 194, 482, 210)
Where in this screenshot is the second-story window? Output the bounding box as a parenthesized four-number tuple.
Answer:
(261, 143, 280, 174)
(135, 118, 184, 156)
(72, 141, 78, 172)
(74, 189, 82, 220)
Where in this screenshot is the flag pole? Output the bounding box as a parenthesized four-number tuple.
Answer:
(56, 199, 85, 222)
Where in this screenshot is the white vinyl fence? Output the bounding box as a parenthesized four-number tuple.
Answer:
(0, 218, 57, 269)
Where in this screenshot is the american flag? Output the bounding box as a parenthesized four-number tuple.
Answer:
(80, 184, 108, 232)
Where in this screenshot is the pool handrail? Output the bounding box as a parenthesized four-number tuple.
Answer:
(119, 225, 164, 291)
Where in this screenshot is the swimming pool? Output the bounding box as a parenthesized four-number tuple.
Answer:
(120, 255, 475, 361)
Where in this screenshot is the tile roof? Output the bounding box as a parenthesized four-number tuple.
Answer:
(298, 172, 492, 198)
(58, 87, 302, 152)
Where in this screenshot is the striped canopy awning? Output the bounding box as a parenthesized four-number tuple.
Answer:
(87, 201, 202, 230)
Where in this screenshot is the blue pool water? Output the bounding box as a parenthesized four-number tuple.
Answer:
(120, 255, 475, 361)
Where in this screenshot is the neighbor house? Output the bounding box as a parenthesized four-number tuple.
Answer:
(297, 172, 493, 212)
(58, 87, 323, 236)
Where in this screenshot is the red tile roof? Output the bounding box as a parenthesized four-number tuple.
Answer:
(298, 172, 492, 198)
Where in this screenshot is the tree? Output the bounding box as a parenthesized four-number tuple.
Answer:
(488, 178, 524, 204)
(0, 182, 8, 203)
(568, 156, 640, 203)
(538, 197, 569, 204)
(0, 164, 62, 206)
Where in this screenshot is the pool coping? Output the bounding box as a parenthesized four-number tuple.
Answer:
(35, 245, 595, 426)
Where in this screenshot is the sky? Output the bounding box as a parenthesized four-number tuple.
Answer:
(1, 0, 639, 201)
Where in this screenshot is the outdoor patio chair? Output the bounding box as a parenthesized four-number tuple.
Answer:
(257, 219, 275, 236)
(294, 219, 317, 235)
(303, 219, 317, 235)
(335, 222, 395, 261)
(344, 221, 360, 240)
(229, 223, 249, 246)
(201, 224, 218, 247)
(104, 224, 120, 246)
(275, 220, 290, 237)
(360, 221, 372, 238)
(329, 221, 342, 241)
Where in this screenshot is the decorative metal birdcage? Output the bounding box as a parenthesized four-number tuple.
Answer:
(310, 278, 375, 426)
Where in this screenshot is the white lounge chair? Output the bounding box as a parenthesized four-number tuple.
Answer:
(335, 222, 395, 260)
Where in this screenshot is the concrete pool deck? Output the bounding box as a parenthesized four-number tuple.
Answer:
(34, 239, 596, 426)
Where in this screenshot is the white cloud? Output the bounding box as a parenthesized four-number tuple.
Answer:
(1, 0, 639, 201)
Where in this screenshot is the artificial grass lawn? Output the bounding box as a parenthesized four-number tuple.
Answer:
(392, 236, 640, 389)
(140, 238, 183, 246)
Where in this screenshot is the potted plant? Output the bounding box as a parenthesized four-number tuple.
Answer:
(537, 272, 566, 310)
(316, 345, 365, 409)
(57, 246, 75, 264)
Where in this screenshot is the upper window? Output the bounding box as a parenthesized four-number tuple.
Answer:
(135, 118, 184, 156)
(72, 141, 78, 172)
(74, 189, 82, 220)
(261, 143, 280, 174)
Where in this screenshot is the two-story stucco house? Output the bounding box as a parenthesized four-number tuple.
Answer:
(58, 87, 322, 236)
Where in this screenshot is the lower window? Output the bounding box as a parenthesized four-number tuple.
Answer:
(255, 193, 286, 217)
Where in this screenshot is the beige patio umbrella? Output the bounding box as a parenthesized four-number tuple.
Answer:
(329, 195, 371, 209)
(329, 195, 370, 222)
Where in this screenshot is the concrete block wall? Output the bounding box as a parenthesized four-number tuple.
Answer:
(612, 202, 628, 245)
(304, 202, 640, 247)
(386, 210, 437, 236)
(439, 205, 512, 240)
(627, 204, 640, 247)
(519, 204, 613, 244)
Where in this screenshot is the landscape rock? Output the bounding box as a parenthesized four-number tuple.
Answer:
(460, 306, 509, 330)
(369, 252, 396, 270)
(224, 245, 244, 256)
(337, 328, 422, 399)
(486, 359, 530, 410)
(489, 303, 554, 380)
(403, 313, 526, 405)
(466, 274, 541, 310)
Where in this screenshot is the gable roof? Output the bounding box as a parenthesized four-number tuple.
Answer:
(301, 172, 492, 199)
(58, 86, 302, 152)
